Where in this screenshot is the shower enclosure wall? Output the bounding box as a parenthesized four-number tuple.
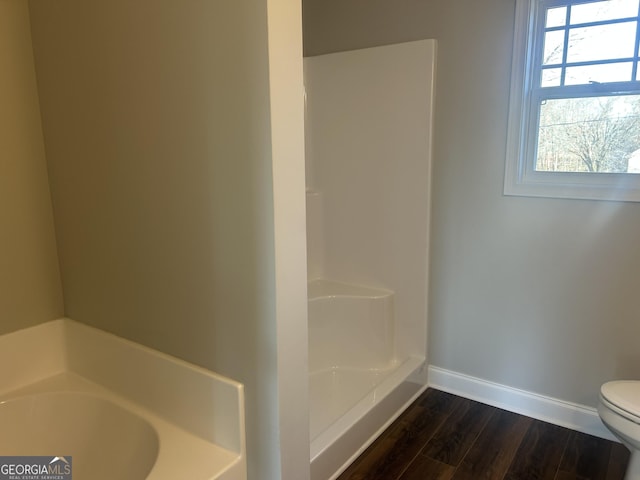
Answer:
(304, 40, 436, 480)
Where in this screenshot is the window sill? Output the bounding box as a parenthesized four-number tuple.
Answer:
(504, 171, 640, 202)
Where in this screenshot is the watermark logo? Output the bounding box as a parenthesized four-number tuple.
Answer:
(0, 456, 72, 480)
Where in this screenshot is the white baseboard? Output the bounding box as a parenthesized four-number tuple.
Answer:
(428, 365, 617, 442)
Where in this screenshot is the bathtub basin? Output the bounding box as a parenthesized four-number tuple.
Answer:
(0, 391, 158, 480)
(0, 372, 243, 480)
(0, 319, 247, 480)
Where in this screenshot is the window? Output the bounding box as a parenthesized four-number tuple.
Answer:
(505, 0, 640, 201)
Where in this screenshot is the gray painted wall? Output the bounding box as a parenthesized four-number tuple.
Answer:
(0, 0, 63, 334)
(303, 0, 640, 407)
(29, 0, 308, 478)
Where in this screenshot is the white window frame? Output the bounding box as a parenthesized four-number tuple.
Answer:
(505, 0, 640, 202)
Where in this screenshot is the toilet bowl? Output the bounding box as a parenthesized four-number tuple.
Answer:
(598, 381, 640, 480)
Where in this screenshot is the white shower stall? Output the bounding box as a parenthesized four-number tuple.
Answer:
(304, 40, 436, 480)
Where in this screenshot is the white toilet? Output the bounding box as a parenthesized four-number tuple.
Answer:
(598, 381, 640, 480)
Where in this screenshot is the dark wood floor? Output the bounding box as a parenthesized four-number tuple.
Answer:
(338, 388, 630, 480)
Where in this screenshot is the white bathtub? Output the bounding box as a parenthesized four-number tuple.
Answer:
(308, 279, 426, 480)
(0, 319, 246, 480)
(0, 388, 158, 479)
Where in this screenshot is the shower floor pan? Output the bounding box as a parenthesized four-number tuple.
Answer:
(309, 357, 425, 480)
(308, 279, 426, 479)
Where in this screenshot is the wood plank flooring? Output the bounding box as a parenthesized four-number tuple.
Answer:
(337, 388, 630, 480)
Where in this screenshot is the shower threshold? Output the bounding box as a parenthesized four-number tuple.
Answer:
(309, 356, 426, 480)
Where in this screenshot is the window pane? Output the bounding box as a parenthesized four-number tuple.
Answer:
(565, 62, 633, 84)
(547, 6, 567, 27)
(541, 67, 562, 86)
(567, 22, 636, 63)
(536, 95, 640, 173)
(543, 30, 565, 65)
(570, 0, 639, 25)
